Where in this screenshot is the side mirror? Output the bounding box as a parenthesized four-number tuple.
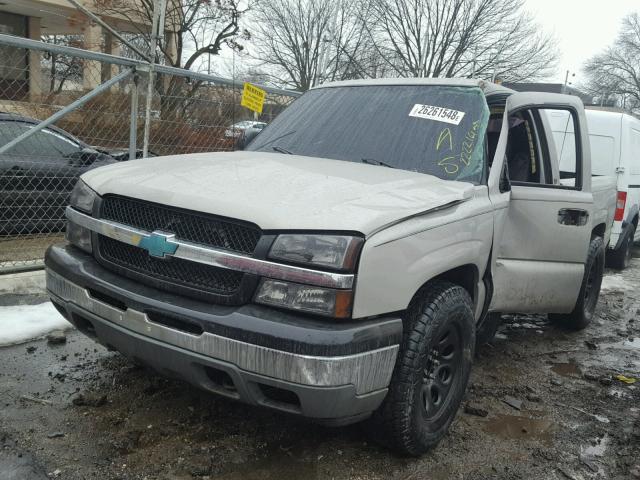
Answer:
(499, 161, 511, 193)
(236, 127, 261, 150)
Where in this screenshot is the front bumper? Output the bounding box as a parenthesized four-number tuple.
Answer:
(45, 244, 401, 425)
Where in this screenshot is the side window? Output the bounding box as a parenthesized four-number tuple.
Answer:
(504, 110, 546, 184)
(0, 121, 80, 160)
(38, 129, 81, 158)
(540, 108, 583, 190)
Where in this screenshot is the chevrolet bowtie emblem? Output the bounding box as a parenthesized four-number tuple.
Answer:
(138, 231, 178, 258)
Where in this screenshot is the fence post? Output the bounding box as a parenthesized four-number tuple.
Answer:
(129, 73, 139, 160)
(142, 0, 167, 158)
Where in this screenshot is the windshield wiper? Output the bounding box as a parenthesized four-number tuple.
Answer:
(361, 158, 395, 169)
(272, 145, 293, 155)
(251, 129, 297, 150)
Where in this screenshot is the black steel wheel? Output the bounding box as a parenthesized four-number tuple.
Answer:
(367, 281, 475, 456)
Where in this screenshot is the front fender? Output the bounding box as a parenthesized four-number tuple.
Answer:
(352, 201, 493, 319)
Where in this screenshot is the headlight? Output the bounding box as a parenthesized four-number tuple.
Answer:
(67, 179, 97, 253)
(254, 279, 353, 318)
(69, 179, 97, 214)
(268, 234, 363, 271)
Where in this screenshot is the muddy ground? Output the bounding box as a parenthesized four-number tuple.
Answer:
(1, 260, 639, 480)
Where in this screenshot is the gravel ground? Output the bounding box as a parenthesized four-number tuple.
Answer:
(1, 258, 639, 480)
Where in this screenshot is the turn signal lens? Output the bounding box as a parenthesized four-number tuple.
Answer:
(255, 279, 352, 318)
(66, 221, 92, 253)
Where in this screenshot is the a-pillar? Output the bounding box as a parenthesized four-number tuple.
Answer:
(82, 22, 102, 90)
(27, 16, 42, 101)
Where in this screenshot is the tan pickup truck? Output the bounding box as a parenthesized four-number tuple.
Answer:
(46, 79, 615, 455)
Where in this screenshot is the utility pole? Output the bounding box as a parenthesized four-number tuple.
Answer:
(563, 70, 575, 94)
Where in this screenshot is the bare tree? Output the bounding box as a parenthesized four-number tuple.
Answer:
(364, 0, 558, 81)
(94, 0, 251, 117)
(249, 0, 373, 91)
(94, 0, 250, 68)
(583, 13, 640, 113)
(41, 35, 84, 94)
(250, 0, 557, 90)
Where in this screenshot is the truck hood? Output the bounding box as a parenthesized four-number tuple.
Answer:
(82, 151, 474, 235)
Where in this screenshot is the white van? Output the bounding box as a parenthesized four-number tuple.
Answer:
(548, 107, 640, 269)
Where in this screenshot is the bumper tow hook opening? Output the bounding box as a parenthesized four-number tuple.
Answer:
(204, 367, 237, 393)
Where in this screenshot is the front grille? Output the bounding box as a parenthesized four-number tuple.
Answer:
(95, 195, 262, 303)
(99, 236, 244, 296)
(101, 195, 261, 254)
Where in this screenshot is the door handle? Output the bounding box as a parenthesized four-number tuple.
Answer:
(558, 208, 589, 226)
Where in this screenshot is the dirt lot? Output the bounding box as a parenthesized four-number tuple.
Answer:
(1, 259, 639, 479)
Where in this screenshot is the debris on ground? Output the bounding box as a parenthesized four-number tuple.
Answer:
(614, 374, 637, 384)
(46, 331, 67, 345)
(584, 340, 598, 350)
(463, 404, 489, 417)
(502, 395, 523, 410)
(71, 392, 107, 407)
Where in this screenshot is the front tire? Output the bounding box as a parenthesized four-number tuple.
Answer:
(368, 281, 475, 456)
(550, 236, 605, 330)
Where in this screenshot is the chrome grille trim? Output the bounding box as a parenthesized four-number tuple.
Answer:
(66, 206, 354, 289)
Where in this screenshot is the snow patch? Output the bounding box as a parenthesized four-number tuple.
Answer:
(601, 274, 632, 292)
(0, 302, 73, 347)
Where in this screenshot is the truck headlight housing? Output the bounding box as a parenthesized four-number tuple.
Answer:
(255, 234, 363, 318)
(69, 179, 97, 214)
(66, 179, 97, 253)
(255, 279, 353, 318)
(268, 234, 363, 271)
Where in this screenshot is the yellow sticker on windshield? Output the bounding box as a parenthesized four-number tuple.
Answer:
(409, 104, 465, 125)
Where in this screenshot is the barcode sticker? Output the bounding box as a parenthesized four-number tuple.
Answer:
(409, 104, 465, 125)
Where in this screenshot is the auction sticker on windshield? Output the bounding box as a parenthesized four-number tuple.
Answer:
(409, 104, 465, 125)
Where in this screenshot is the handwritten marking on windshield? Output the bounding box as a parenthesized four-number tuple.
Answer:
(436, 128, 453, 151)
(438, 156, 459, 175)
(460, 120, 481, 166)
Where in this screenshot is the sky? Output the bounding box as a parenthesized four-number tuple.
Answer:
(525, 0, 638, 84)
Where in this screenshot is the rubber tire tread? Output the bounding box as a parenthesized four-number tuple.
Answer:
(550, 236, 605, 330)
(367, 281, 475, 456)
(606, 225, 635, 270)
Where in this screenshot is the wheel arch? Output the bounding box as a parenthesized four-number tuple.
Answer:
(592, 222, 606, 239)
(409, 264, 479, 310)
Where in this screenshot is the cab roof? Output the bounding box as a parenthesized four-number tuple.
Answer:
(313, 77, 515, 97)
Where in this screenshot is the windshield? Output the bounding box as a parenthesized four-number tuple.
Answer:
(248, 85, 490, 183)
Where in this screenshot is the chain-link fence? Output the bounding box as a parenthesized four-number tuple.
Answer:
(0, 34, 299, 273)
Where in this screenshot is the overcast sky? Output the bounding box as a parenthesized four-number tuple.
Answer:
(525, 0, 638, 84)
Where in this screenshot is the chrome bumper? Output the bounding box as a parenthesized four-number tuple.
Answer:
(46, 269, 398, 394)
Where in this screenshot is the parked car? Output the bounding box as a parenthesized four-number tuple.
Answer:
(548, 107, 640, 269)
(224, 120, 267, 138)
(0, 114, 118, 235)
(46, 79, 615, 456)
(92, 147, 157, 161)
